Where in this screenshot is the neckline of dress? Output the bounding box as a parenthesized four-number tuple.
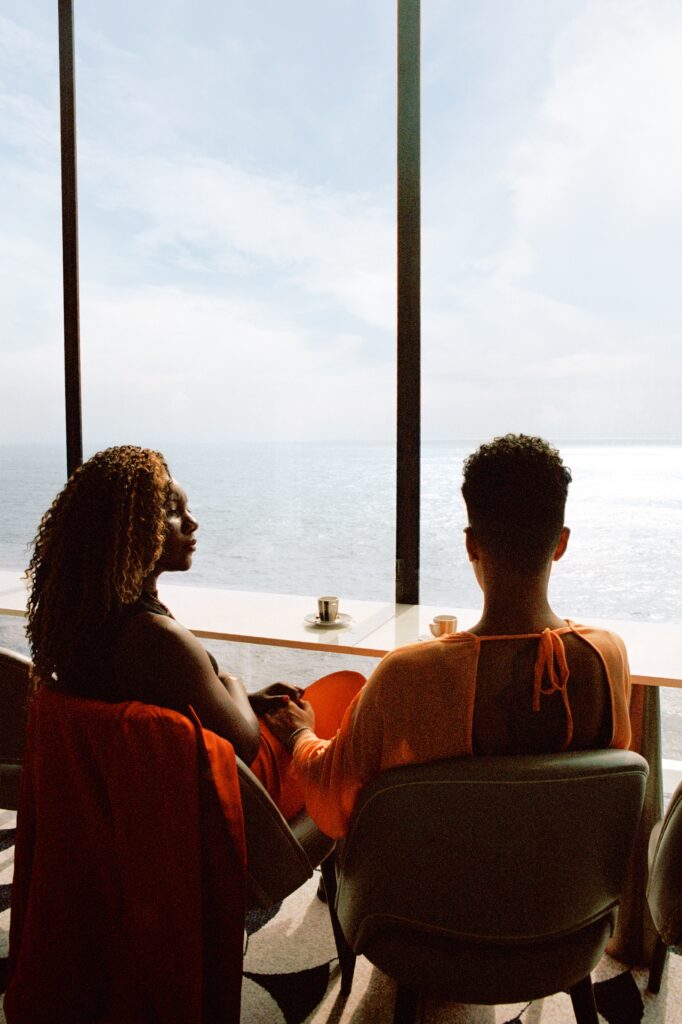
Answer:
(446, 620, 577, 642)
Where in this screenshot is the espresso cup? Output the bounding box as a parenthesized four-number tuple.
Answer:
(429, 614, 458, 637)
(317, 595, 339, 623)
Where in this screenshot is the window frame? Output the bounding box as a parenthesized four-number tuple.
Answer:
(57, 0, 422, 602)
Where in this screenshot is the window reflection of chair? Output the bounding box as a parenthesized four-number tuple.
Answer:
(646, 780, 682, 993)
(0, 647, 30, 811)
(331, 750, 648, 1024)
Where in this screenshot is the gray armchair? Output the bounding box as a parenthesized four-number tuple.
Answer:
(0, 646, 31, 810)
(235, 754, 335, 909)
(646, 780, 682, 993)
(331, 749, 648, 1024)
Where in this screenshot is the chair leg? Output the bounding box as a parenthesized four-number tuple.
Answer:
(647, 934, 668, 994)
(320, 849, 338, 903)
(393, 984, 419, 1024)
(569, 975, 599, 1024)
(320, 852, 356, 996)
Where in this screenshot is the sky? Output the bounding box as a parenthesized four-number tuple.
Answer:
(1, 0, 681, 447)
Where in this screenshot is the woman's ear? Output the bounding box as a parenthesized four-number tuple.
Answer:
(552, 526, 570, 562)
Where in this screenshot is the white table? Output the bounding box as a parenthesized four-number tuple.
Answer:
(157, 581, 397, 657)
(360, 605, 682, 690)
(1, 570, 680, 688)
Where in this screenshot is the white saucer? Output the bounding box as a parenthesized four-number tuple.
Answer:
(304, 612, 353, 629)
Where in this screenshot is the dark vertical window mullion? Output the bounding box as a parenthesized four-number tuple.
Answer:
(396, 0, 421, 604)
(58, 0, 83, 476)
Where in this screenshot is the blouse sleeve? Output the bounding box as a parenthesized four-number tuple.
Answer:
(609, 631, 632, 749)
(289, 636, 477, 837)
(289, 657, 393, 838)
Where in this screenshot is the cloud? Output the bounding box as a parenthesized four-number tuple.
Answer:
(500, 1, 682, 319)
(0, 14, 55, 78)
(522, 350, 643, 381)
(0, 8, 397, 443)
(419, 2, 682, 439)
(2, 3, 681, 445)
(78, 283, 394, 443)
(78, 148, 395, 333)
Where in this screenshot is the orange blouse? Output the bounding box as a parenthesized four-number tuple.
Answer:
(290, 622, 632, 838)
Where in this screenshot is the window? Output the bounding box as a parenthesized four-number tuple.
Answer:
(421, 2, 682, 623)
(1, 4, 680, 731)
(0, 2, 65, 572)
(73, 0, 396, 600)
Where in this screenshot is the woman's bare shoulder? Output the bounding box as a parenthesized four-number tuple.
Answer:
(115, 610, 215, 703)
(120, 608, 192, 640)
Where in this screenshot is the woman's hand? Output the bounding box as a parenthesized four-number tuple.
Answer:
(249, 681, 305, 718)
(265, 698, 315, 751)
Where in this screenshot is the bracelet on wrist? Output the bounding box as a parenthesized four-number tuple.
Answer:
(287, 726, 308, 753)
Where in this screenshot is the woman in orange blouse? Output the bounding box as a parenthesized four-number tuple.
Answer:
(265, 434, 632, 838)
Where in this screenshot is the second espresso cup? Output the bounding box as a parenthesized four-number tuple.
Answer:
(429, 614, 458, 637)
(318, 595, 339, 623)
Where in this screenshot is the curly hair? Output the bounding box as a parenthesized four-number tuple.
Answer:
(26, 445, 171, 690)
(461, 434, 572, 572)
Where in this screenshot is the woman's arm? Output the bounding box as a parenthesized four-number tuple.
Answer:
(115, 612, 261, 763)
(264, 669, 387, 838)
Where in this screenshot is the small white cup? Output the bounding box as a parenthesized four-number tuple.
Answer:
(429, 614, 458, 637)
(317, 595, 339, 623)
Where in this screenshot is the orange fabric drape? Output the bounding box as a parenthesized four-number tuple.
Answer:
(5, 689, 246, 1023)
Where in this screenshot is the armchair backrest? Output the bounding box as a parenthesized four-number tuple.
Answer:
(336, 749, 648, 951)
(647, 780, 682, 946)
(6, 688, 246, 1023)
(0, 647, 326, 911)
(236, 757, 319, 907)
(0, 646, 31, 810)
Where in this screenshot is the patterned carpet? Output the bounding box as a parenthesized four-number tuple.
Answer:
(1, 808, 680, 1023)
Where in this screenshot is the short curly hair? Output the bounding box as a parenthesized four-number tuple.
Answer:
(26, 445, 171, 690)
(461, 434, 572, 571)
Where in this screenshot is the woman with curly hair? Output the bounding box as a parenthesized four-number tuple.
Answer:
(26, 445, 364, 817)
(265, 434, 633, 839)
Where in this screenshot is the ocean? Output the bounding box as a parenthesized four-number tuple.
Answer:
(2, 440, 681, 620)
(2, 440, 681, 753)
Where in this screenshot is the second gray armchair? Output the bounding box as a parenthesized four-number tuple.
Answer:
(331, 749, 648, 1024)
(646, 780, 682, 993)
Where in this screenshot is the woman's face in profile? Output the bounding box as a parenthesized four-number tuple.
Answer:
(154, 479, 198, 575)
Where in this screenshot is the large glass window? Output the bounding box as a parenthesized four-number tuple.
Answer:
(421, 2, 682, 759)
(1, 3, 680, 717)
(421, 1, 681, 617)
(71, 0, 396, 603)
(0, 3, 65, 655)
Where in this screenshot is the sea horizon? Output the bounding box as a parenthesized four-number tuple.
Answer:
(1, 439, 680, 625)
(2, 438, 681, 757)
